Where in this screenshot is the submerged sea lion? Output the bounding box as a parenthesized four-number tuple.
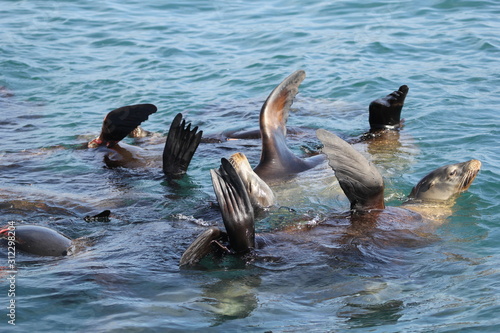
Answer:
(202, 75, 409, 151)
(0, 225, 72, 257)
(180, 131, 480, 265)
(88, 104, 158, 148)
(88, 105, 202, 177)
(163, 113, 203, 177)
(0, 211, 109, 257)
(228, 152, 276, 210)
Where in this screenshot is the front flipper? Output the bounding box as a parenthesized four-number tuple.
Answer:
(211, 158, 255, 254)
(317, 129, 385, 211)
(254, 70, 318, 182)
(179, 227, 228, 266)
(163, 113, 203, 178)
(89, 104, 158, 148)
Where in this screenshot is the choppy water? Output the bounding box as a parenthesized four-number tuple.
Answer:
(1, 0, 499, 332)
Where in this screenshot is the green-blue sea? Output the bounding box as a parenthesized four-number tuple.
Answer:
(1, 0, 499, 332)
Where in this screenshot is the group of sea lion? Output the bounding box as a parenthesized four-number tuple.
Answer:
(0, 70, 481, 265)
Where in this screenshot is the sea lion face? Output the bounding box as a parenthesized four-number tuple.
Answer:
(409, 159, 481, 202)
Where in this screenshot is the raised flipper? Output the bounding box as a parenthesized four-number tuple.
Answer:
(253, 70, 322, 182)
(88, 104, 157, 148)
(163, 113, 203, 177)
(369, 85, 409, 131)
(229, 152, 276, 210)
(316, 129, 385, 211)
(180, 158, 255, 266)
(179, 227, 227, 266)
(211, 158, 255, 254)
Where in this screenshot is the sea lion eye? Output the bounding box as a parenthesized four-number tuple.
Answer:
(449, 170, 457, 177)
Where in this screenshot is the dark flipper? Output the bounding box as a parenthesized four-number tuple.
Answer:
(316, 129, 385, 211)
(162, 113, 203, 177)
(253, 70, 319, 182)
(84, 210, 111, 222)
(211, 158, 255, 254)
(95, 104, 157, 147)
(369, 85, 409, 131)
(179, 227, 227, 266)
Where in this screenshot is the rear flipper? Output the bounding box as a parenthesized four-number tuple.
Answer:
(88, 104, 158, 148)
(368, 85, 409, 131)
(211, 158, 255, 254)
(163, 113, 203, 178)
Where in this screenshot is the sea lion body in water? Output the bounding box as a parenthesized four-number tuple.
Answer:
(0, 225, 72, 257)
(88, 105, 202, 177)
(0, 211, 110, 257)
(180, 132, 480, 265)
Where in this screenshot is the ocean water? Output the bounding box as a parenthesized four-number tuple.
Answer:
(1, 0, 499, 332)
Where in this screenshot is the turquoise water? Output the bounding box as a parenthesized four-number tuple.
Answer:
(1, 0, 499, 331)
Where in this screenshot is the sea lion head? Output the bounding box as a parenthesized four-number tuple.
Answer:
(409, 159, 481, 202)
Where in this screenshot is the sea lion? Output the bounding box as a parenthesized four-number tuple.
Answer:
(88, 105, 202, 177)
(0, 210, 110, 256)
(202, 79, 409, 146)
(316, 129, 481, 213)
(163, 113, 203, 178)
(88, 104, 158, 148)
(0, 225, 72, 257)
(180, 130, 480, 265)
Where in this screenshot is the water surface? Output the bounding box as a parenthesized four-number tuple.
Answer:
(1, 0, 499, 332)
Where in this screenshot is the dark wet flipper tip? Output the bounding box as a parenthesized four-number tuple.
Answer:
(84, 210, 111, 222)
(100, 104, 158, 144)
(211, 158, 255, 254)
(368, 85, 409, 131)
(163, 114, 202, 177)
(399, 85, 409, 94)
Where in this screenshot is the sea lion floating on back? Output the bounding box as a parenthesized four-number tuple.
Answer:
(217, 72, 410, 210)
(207, 70, 409, 185)
(180, 133, 480, 265)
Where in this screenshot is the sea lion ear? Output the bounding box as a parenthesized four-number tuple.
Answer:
(409, 178, 434, 198)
